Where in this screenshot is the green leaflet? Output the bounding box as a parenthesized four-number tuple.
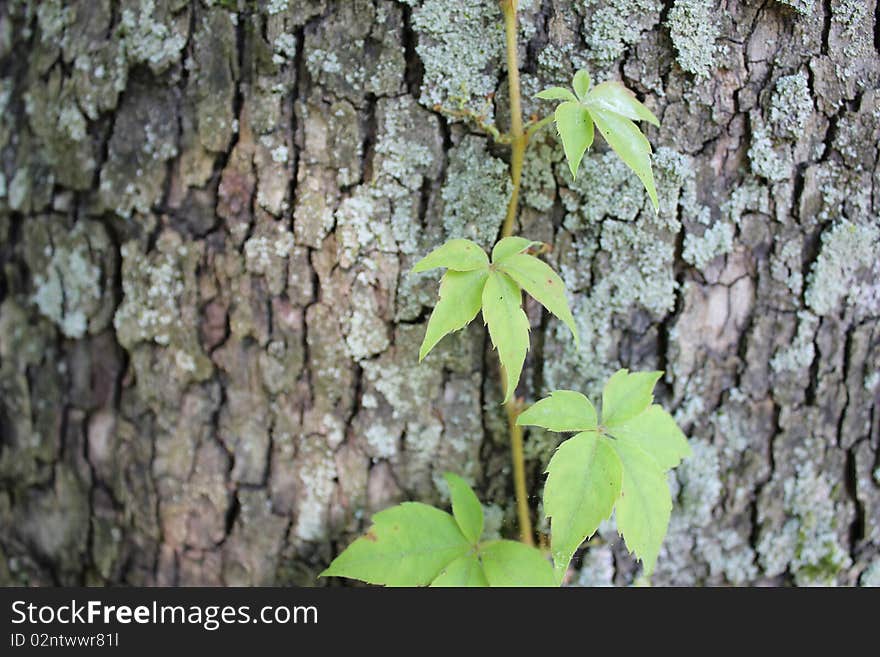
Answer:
(413, 238, 578, 382)
(535, 86, 577, 102)
(554, 101, 593, 179)
(543, 431, 622, 583)
(601, 369, 663, 427)
(482, 271, 530, 404)
(491, 236, 541, 263)
(479, 540, 556, 587)
(589, 106, 659, 212)
(572, 69, 592, 101)
(538, 69, 660, 211)
(516, 390, 597, 432)
(320, 502, 470, 586)
(444, 472, 483, 545)
(411, 238, 489, 273)
(430, 554, 489, 587)
(586, 81, 659, 126)
(496, 253, 579, 345)
(607, 405, 691, 471)
(608, 438, 672, 577)
(419, 269, 488, 361)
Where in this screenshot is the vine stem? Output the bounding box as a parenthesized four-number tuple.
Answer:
(499, 0, 534, 547)
(500, 0, 525, 241)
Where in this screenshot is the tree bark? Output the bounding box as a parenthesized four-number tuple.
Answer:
(0, 0, 878, 586)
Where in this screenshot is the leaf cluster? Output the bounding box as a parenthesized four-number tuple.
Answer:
(412, 237, 578, 403)
(517, 369, 691, 579)
(537, 69, 660, 211)
(321, 474, 556, 587)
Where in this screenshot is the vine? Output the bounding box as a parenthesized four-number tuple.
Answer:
(321, 0, 688, 587)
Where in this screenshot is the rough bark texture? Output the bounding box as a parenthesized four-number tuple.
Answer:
(1, 0, 878, 587)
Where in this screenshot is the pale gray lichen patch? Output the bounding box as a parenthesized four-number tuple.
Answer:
(573, 544, 615, 586)
(771, 310, 817, 374)
(758, 463, 852, 585)
(682, 221, 734, 270)
(861, 559, 880, 586)
(580, 0, 662, 67)
(770, 239, 804, 296)
(696, 529, 759, 585)
(31, 230, 102, 340)
(272, 33, 297, 65)
(440, 136, 511, 248)
(769, 72, 814, 139)
(667, 0, 721, 79)
(749, 119, 793, 182)
(805, 221, 880, 316)
(561, 151, 647, 226)
(99, 80, 179, 218)
(113, 231, 212, 380)
(118, 0, 187, 75)
(676, 440, 722, 529)
(333, 95, 442, 265)
(405, 0, 505, 116)
(303, 0, 405, 102)
(774, 0, 814, 16)
(292, 440, 337, 542)
(243, 223, 296, 296)
(544, 146, 683, 396)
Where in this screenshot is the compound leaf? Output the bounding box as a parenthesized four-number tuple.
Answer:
(609, 439, 671, 576)
(587, 81, 659, 127)
(497, 253, 578, 344)
(320, 502, 470, 586)
(491, 236, 542, 264)
(536, 86, 577, 102)
(516, 390, 598, 432)
(444, 472, 483, 545)
(607, 405, 691, 471)
(482, 271, 530, 404)
(419, 269, 488, 361)
(430, 553, 489, 587)
(479, 540, 556, 587)
(544, 431, 622, 582)
(412, 238, 489, 273)
(589, 107, 659, 212)
(572, 69, 592, 100)
(555, 101, 594, 179)
(601, 369, 663, 428)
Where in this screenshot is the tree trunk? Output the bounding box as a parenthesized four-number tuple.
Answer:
(1, 0, 878, 586)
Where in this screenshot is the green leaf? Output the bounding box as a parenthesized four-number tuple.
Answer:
(544, 431, 622, 582)
(491, 236, 542, 264)
(419, 269, 488, 361)
(536, 86, 578, 102)
(586, 81, 659, 126)
(320, 502, 470, 586)
(411, 238, 489, 273)
(516, 390, 598, 432)
(572, 69, 592, 101)
(497, 253, 579, 344)
(555, 101, 594, 179)
(443, 472, 483, 545)
(608, 439, 671, 576)
(430, 553, 489, 587)
(479, 540, 556, 587)
(607, 405, 691, 471)
(482, 271, 530, 404)
(601, 369, 663, 427)
(588, 106, 659, 212)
